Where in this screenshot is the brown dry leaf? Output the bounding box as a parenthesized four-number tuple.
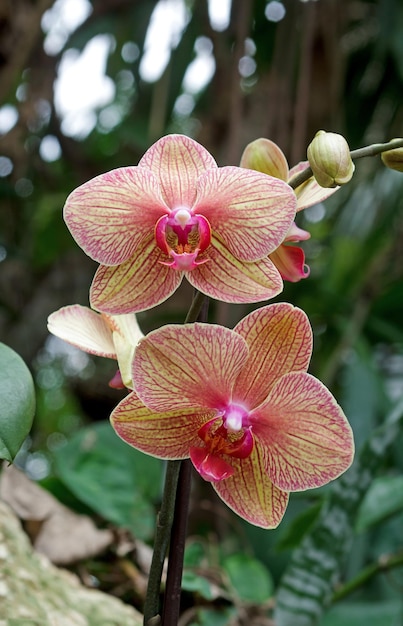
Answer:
(0, 463, 113, 564)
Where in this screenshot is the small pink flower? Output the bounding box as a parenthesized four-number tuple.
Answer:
(47, 305, 143, 388)
(111, 303, 354, 528)
(64, 134, 297, 313)
(240, 138, 339, 282)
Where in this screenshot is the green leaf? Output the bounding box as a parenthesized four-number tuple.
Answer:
(222, 553, 274, 604)
(321, 601, 402, 626)
(191, 607, 237, 626)
(0, 343, 35, 462)
(276, 501, 322, 551)
(274, 398, 403, 626)
(53, 421, 163, 540)
(356, 475, 403, 531)
(181, 570, 216, 601)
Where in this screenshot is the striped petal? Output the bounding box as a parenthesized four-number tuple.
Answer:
(64, 166, 168, 265)
(139, 134, 217, 208)
(110, 314, 143, 388)
(233, 304, 312, 408)
(251, 372, 354, 491)
(212, 445, 289, 528)
(133, 323, 249, 412)
(289, 161, 339, 211)
(47, 305, 116, 357)
(90, 238, 182, 314)
(195, 167, 296, 261)
(187, 238, 283, 303)
(111, 392, 215, 459)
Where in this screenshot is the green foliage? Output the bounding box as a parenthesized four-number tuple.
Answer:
(222, 553, 274, 604)
(356, 475, 403, 531)
(0, 343, 35, 462)
(52, 420, 163, 540)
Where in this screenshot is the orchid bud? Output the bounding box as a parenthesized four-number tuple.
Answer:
(381, 146, 403, 172)
(307, 131, 355, 188)
(240, 138, 289, 181)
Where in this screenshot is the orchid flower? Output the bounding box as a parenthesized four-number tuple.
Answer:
(240, 138, 339, 282)
(64, 134, 297, 314)
(111, 303, 354, 528)
(47, 305, 143, 388)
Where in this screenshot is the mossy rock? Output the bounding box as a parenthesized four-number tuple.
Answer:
(0, 500, 143, 625)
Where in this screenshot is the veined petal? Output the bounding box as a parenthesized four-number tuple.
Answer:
(251, 372, 354, 491)
(240, 137, 289, 181)
(289, 161, 339, 211)
(47, 305, 116, 357)
(90, 238, 182, 314)
(269, 245, 310, 282)
(133, 323, 249, 412)
(195, 167, 296, 261)
(187, 238, 283, 303)
(233, 303, 312, 408)
(111, 392, 215, 459)
(212, 445, 289, 528)
(64, 167, 168, 265)
(139, 134, 217, 208)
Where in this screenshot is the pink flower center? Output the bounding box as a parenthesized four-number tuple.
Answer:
(189, 403, 254, 482)
(155, 207, 211, 271)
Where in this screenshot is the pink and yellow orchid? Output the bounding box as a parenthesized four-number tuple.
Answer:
(111, 303, 354, 528)
(47, 305, 143, 388)
(240, 138, 339, 282)
(64, 134, 297, 314)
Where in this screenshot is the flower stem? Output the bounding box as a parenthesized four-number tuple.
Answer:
(143, 290, 208, 626)
(288, 137, 403, 190)
(144, 460, 182, 626)
(161, 459, 192, 626)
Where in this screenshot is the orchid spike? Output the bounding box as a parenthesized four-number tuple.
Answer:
(111, 303, 354, 528)
(240, 138, 340, 282)
(47, 305, 143, 388)
(63, 134, 297, 314)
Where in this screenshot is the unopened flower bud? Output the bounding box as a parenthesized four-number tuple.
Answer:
(240, 138, 289, 181)
(381, 146, 403, 172)
(307, 131, 355, 188)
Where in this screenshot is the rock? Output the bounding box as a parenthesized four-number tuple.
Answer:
(0, 500, 143, 625)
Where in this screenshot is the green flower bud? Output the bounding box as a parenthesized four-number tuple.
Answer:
(240, 138, 289, 181)
(307, 130, 355, 188)
(381, 146, 403, 172)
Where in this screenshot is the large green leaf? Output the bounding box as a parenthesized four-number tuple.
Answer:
(222, 553, 274, 604)
(53, 421, 163, 540)
(321, 600, 402, 626)
(274, 398, 403, 626)
(356, 475, 403, 531)
(0, 343, 35, 462)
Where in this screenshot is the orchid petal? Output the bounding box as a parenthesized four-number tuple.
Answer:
(190, 447, 235, 481)
(289, 161, 339, 211)
(139, 134, 217, 208)
(269, 245, 310, 282)
(187, 238, 283, 303)
(251, 372, 354, 491)
(107, 313, 144, 387)
(47, 305, 116, 357)
(195, 167, 296, 261)
(233, 303, 312, 408)
(90, 238, 182, 314)
(111, 392, 214, 459)
(212, 445, 289, 528)
(240, 137, 289, 181)
(284, 221, 311, 242)
(64, 167, 168, 265)
(133, 323, 249, 412)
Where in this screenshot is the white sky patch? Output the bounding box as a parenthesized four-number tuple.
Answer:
(183, 37, 215, 94)
(139, 0, 189, 82)
(0, 105, 18, 135)
(208, 0, 232, 31)
(54, 34, 115, 138)
(42, 0, 92, 55)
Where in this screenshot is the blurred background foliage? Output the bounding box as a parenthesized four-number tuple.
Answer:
(0, 0, 403, 624)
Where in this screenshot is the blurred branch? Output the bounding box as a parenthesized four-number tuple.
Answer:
(332, 552, 403, 603)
